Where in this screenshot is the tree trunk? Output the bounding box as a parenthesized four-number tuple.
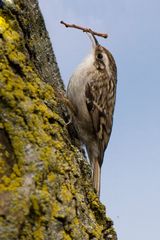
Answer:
(0, 0, 117, 239)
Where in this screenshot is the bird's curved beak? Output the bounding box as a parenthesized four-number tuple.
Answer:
(91, 34, 99, 46)
(87, 33, 99, 48)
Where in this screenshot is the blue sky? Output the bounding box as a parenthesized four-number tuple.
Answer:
(39, 1, 160, 239)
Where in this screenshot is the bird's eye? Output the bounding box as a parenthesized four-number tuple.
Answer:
(97, 53, 103, 60)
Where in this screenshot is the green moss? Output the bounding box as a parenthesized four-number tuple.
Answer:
(30, 194, 40, 215)
(1, 175, 11, 186)
(0, 176, 21, 190)
(33, 225, 45, 240)
(10, 135, 25, 162)
(47, 172, 56, 182)
(90, 225, 103, 239)
(59, 184, 73, 203)
(12, 164, 21, 177)
(4, 150, 9, 158)
(69, 217, 88, 239)
(62, 232, 72, 240)
(51, 201, 61, 219)
(3, 28, 20, 43)
(0, 159, 5, 176)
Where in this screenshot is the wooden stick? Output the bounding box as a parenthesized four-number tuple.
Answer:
(60, 21, 108, 39)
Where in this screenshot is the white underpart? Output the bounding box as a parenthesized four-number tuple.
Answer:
(79, 51, 95, 70)
(70, 52, 95, 89)
(67, 52, 95, 124)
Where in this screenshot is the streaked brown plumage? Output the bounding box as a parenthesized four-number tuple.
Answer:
(67, 34, 117, 196)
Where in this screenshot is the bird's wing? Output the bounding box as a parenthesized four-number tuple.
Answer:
(85, 78, 116, 165)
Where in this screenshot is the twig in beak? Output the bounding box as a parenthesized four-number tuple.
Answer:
(60, 21, 108, 39)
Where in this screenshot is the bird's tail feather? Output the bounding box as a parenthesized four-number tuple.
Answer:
(93, 159, 101, 196)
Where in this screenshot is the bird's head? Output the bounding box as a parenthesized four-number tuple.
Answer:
(87, 33, 115, 75)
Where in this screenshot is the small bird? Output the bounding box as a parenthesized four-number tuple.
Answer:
(67, 33, 117, 196)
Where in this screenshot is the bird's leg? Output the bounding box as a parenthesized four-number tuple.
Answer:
(55, 89, 77, 124)
(65, 116, 72, 126)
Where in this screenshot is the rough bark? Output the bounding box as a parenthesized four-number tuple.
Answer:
(0, 0, 117, 239)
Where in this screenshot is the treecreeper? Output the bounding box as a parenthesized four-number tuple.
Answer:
(66, 33, 117, 196)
